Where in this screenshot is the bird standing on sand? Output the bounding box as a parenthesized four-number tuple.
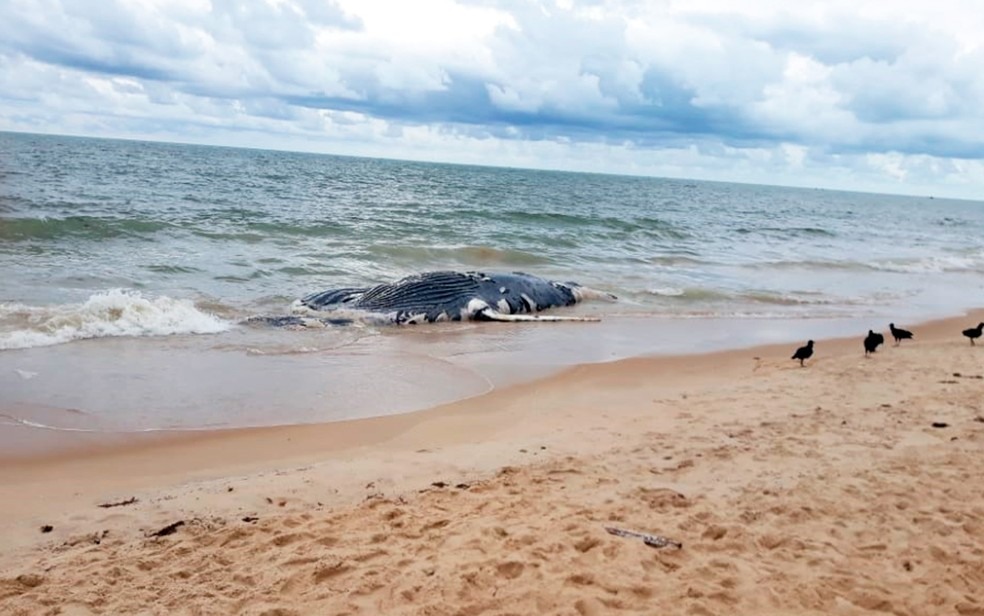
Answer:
(792, 340, 814, 366)
(962, 322, 984, 345)
(864, 330, 885, 356)
(889, 323, 914, 346)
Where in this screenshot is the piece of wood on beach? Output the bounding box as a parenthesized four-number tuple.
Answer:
(604, 526, 682, 549)
(97, 496, 138, 508)
(148, 521, 185, 538)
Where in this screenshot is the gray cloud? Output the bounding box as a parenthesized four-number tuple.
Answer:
(0, 0, 982, 198)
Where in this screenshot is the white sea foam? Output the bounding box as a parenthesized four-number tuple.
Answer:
(0, 289, 231, 350)
(289, 299, 397, 325)
(648, 287, 686, 297)
(867, 254, 984, 274)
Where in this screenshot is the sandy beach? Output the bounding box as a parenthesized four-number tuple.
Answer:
(1, 312, 983, 615)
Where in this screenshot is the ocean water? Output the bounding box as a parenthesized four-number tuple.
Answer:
(2, 131, 983, 438)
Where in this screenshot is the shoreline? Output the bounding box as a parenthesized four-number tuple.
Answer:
(1, 309, 980, 510)
(3, 308, 980, 439)
(2, 309, 983, 613)
(1, 310, 980, 475)
(3, 308, 982, 467)
(3, 308, 980, 465)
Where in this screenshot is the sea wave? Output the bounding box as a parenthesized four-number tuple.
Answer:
(645, 286, 852, 306)
(0, 216, 173, 241)
(0, 413, 102, 433)
(648, 287, 687, 297)
(496, 210, 691, 239)
(735, 226, 837, 238)
(647, 254, 706, 266)
(747, 252, 984, 274)
(0, 290, 231, 350)
(864, 255, 984, 274)
(368, 244, 551, 267)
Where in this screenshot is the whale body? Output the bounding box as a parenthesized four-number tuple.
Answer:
(253, 271, 613, 327)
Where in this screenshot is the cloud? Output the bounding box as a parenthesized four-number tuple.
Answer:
(1, 0, 983, 198)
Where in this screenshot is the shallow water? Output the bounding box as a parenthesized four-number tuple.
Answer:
(0, 313, 919, 437)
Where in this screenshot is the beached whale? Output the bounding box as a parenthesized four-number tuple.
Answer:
(253, 270, 615, 327)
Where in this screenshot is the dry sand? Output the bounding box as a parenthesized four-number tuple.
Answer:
(1, 313, 983, 615)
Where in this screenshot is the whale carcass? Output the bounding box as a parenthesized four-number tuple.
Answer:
(256, 271, 614, 327)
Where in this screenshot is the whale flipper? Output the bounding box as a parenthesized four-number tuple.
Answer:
(477, 310, 600, 323)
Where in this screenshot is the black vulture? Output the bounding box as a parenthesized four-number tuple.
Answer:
(863, 330, 884, 356)
(962, 322, 984, 345)
(791, 340, 814, 366)
(889, 323, 913, 346)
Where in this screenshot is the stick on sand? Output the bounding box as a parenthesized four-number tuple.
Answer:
(605, 526, 683, 549)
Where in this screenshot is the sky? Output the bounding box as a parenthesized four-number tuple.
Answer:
(1, 0, 983, 199)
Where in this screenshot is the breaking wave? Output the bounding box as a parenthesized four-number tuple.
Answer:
(0, 290, 231, 350)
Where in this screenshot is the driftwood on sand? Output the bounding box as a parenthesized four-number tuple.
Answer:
(605, 526, 683, 549)
(97, 497, 138, 509)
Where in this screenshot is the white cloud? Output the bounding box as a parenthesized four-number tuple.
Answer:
(1, 0, 983, 198)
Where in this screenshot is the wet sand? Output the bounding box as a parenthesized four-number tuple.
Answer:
(1, 312, 983, 615)
(0, 313, 903, 435)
